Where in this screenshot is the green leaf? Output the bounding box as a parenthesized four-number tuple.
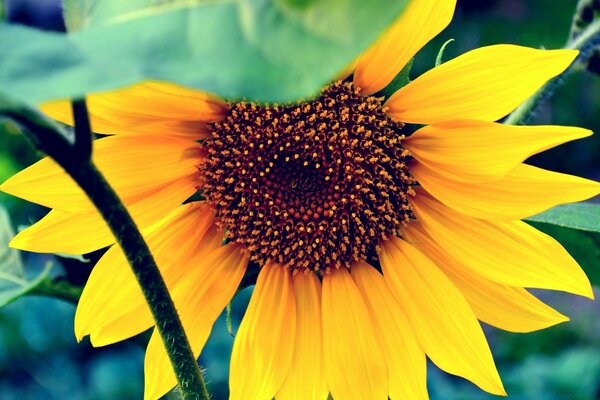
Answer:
(529, 221, 600, 287)
(62, 0, 209, 31)
(0, 205, 55, 308)
(1, 0, 410, 103)
(526, 202, 600, 233)
(435, 38, 455, 66)
(29, 276, 83, 304)
(55, 253, 90, 263)
(226, 301, 234, 337)
(0, 206, 23, 279)
(0, 263, 54, 308)
(62, 0, 97, 31)
(277, 0, 317, 10)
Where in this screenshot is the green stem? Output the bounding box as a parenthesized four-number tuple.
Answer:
(69, 160, 210, 400)
(568, 19, 600, 51)
(71, 99, 93, 160)
(570, 0, 600, 42)
(4, 100, 210, 400)
(505, 11, 600, 125)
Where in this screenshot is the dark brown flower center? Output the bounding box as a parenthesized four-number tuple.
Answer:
(202, 81, 415, 273)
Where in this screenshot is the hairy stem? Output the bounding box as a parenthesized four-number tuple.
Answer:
(3, 99, 210, 400)
(69, 160, 210, 400)
(505, 13, 600, 125)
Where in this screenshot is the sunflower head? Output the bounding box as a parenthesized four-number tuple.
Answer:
(203, 80, 415, 272)
(2, 1, 600, 400)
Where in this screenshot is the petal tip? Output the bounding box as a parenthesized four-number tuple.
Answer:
(567, 275, 595, 299)
(541, 312, 571, 330)
(88, 332, 102, 348)
(581, 128, 594, 138)
(486, 377, 507, 397)
(74, 302, 96, 345)
(0, 179, 19, 198)
(74, 333, 84, 343)
(584, 284, 595, 300)
(547, 48, 579, 73)
(8, 233, 26, 251)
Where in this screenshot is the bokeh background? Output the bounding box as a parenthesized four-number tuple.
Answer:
(1, 0, 599, 399)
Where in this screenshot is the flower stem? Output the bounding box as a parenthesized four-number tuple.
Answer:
(70, 159, 211, 400)
(505, 7, 600, 125)
(2, 99, 210, 400)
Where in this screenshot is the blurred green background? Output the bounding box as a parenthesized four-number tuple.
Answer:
(1, 0, 599, 399)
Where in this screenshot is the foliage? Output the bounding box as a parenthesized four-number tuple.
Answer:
(527, 202, 600, 232)
(1, 0, 409, 104)
(0, 205, 54, 308)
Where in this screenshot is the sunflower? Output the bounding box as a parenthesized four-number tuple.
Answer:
(2, 0, 599, 399)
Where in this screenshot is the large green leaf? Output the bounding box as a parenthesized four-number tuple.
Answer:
(526, 202, 600, 233)
(62, 0, 208, 31)
(0, 0, 409, 103)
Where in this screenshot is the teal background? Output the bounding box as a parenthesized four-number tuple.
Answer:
(1, 1, 599, 399)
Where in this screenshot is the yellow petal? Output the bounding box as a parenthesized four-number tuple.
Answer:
(90, 227, 224, 347)
(144, 244, 248, 400)
(0, 134, 203, 213)
(10, 173, 199, 254)
(322, 267, 388, 400)
(404, 223, 569, 332)
(354, 0, 456, 95)
(276, 272, 328, 400)
(75, 203, 219, 344)
(411, 193, 594, 298)
(89, 308, 151, 346)
(386, 45, 577, 124)
(412, 162, 600, 221)
(351, 262, 428, 400)
(380, 237, 505, 395)
(229, 263, 296, 400)
(94, 230, 231, 351)
(405, 120, 592, 182)
(40, 81, 225, 139)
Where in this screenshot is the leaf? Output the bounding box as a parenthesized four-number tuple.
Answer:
(528, 221, 600, 287)
(62, 0, 209, 31)
(277, 0, 316, 10)
(55, 253, 90, 263)
(62, 0, 98, 31)
(30, 275, 83, 304)
(0, 263, 54, 308)
(226, 301, 234, 337)
(435, 38, 455, 66)
(1, 0, 410, 103)
(0, 205, 55, 308)
(0, 206, 23, 278)
(526, 202, 600, 233)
